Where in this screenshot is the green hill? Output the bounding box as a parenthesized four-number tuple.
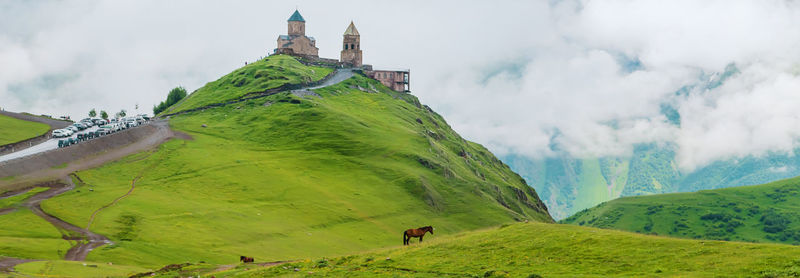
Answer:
(0, 55, 550, 269)
(0, 114, 50, 145)
(562, 175, 800, 245)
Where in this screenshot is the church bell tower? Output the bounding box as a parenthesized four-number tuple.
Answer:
(340, 21, 362, 67)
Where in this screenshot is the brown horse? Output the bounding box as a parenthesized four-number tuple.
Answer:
(403, 226, 434, 245)
(240, 256, 254, 263)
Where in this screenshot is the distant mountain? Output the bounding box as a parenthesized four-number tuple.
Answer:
(562, 175, 800, 245)
(505, 145, 800, 219)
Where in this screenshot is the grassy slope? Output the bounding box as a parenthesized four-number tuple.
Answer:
(202, 222, 800, 277)
(31, 70, 548, 268)
(11, 260, 148, 278)
(562, 175, 800, 245)
(0, 209, 71, 260)
(13, 223, 800, 277)
(0, 114, 50, 145)
(0, 188, 70, 260)
(164, 55, 333, 114)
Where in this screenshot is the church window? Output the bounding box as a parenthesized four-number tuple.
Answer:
(351, 44, 355, 49)
(345, 44, 348, 50)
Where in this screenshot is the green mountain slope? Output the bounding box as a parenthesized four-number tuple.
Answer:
(0, 114, 50, 145)
(507, 144, 800, 220)
(562, 175, 800, 244)
(1, 56, 550, 268)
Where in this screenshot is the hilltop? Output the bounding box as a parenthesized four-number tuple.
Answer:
(0, 55, 550, 271)
(562, 175, 800, 244)
(163, 55, 333, 115)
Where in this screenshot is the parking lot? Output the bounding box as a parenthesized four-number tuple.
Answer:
(0, 117, 149, 163)
(0, 126, 101, 163)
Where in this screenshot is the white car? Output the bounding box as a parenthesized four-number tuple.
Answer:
(52, 129, 69, 138)
(66, 126, 79, 133)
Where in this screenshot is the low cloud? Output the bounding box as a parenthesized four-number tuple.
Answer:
(2, 0, 800, 171)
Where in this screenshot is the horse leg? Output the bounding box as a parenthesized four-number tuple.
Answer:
(419, 235, 423, 243)
(403, 232, 407, 245)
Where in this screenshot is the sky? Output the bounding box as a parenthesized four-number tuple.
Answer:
(2, 0, 800, 171)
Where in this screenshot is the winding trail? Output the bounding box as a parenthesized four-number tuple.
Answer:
(21, 177, 112, 261)
(0, 177, 113, 271)
(85, 176, 139, 230)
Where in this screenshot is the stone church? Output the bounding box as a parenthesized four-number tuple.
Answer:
(275, 10, 319, 57)
(271, 10, 410, 93)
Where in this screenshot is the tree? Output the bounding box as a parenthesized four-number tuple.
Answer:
(117, 109, 127, 118)
(100, 110, 108, 119)
(89, 108, 96, 117)
(153, 86, 188, 115)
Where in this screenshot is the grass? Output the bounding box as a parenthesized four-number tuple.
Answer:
(0, 208, 71, 260)
(12, 222, 800, 277)
(0, 114, 50, 145)
(164, 55, 333, 114)
(11, 260, 148, 278)
(0, 187, 48, 208)
(0, 187, 71, 260)
(562, 175, 800, 245)
(201, 222, 800, 277)
(26, 74, 550, 269)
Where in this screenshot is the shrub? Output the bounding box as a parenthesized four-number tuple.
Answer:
(761, 211, 790, 234)
(153, 86, 188, 115)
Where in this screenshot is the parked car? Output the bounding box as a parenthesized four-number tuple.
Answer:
(66, 126, 79, 133)
(52, 129, 69, 138)
(60, 129, 74, 137)
(72, 123, 86, 130)
(97, 128, 109, 135)
(125, 119, 138, 128)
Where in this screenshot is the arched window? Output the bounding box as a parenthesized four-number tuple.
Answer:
(351, 44, 355, 49)
(344, 44, 348, 50)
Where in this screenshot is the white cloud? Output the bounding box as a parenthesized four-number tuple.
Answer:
(2, 0, 800, 171)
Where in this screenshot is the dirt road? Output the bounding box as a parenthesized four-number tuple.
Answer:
(22, 177, 111, 261)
